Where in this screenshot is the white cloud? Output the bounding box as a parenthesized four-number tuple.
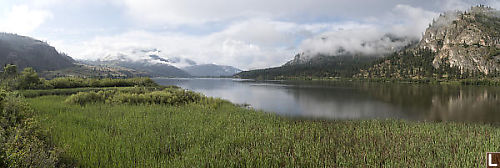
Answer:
(492, 1, 500, 9)
(298, 5, 437, 57)
(442, 0, 473, 11)
(56, 4, 444, 69)
(0, 5, 52, 35)
(119, 0, 440, 26)
(58, 19, 301, 70)
(389, 4, 438, 38)
(66, 17, 416, 70)
(12, 0, 500, 70)
(298, 26, 416, 58)
(121, 0, 308, 26)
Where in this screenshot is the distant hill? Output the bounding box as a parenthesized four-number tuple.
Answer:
(236, 32, 416, 80)
(40, 63, 150, 79)
(238, 6, 500, 80)
(0, 33, 147, 79)
(0, 33, 244, 78)
(0, 33, 75, 71)
(360, 5, 500, 79)
(84, 53, 192, 78)
(112, 61, 192, 78)
(83, 60, 192, 78)
(236, 53, 380, 79)
(84, 51, 243, 78)
(183, 64, 241, 77)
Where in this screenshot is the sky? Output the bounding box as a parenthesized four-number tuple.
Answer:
(0, 0, 499, 70)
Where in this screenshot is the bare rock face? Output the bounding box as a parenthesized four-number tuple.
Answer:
(283, 53, 308, 66)
(419, 5, 500, 75)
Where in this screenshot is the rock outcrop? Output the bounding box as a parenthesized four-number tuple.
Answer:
(419, 5, 500, 75)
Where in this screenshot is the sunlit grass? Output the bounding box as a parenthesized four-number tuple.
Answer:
(28, 95, 500, 167)
(19, 86, 171, 98)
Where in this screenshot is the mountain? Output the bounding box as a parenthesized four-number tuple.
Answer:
(40, 63, 150, 79)
(421, 6, 500, 74)
(84, 49, 244, 78)
(239, 6, 500, 80)
(0, 33, 75, 71)
(236, 33, 416, 80)
(236, 54, 379, 79)
(360, 5, 500, 79)
(0, 33, 234, 78)
(84, 53, 192, 78)
(109, 61, 191, 78)
(285, 34, 416, 66)
(183, 64, 241, 77)
(0, 33, 148, 78)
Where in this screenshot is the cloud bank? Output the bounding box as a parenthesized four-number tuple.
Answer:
(3, 0, 500, 70)
(0, 5, 52, 35)
(66, 4, 439, 69)
(61, 19, 304, 70)
(299, 5, 437, 58)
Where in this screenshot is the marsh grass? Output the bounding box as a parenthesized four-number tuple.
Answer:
(19, 86, 176, 98)
(26, 95, 500, 167)
(63, 87, 203, 106)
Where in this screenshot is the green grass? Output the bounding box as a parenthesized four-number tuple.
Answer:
(27, 95, 500, 167)
(19, 86, 174, 98)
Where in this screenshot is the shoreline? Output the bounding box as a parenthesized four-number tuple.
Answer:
(234, 77, 500, 86)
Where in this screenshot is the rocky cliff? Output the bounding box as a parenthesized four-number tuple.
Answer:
(360, 5, 500, 79)
(419, 5, 500, 75)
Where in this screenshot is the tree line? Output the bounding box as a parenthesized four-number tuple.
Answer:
(1, 64, 157, 91)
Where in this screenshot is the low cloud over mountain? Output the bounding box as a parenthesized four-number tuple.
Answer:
(2, 0, 499, 70)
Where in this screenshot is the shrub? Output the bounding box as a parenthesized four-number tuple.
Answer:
(199, 97, 229, 110)
(17, 68, 43, 90)
(0, 90, 6, 105)
(48, 78, 86, 89)
(19, 86, 172, 98)
(3, 118, 60, 168)
(65, 88, 204, 106)
(0, 90, 61, 167)
(47, 77, 158, 89)
(0, 126, 5, 167)
(0, 93, 32, 129)
(64, 90, 115, 105)
(2, 64, 17, 79)
(127, 78, 157, 87)
(110, 89, 203, 105)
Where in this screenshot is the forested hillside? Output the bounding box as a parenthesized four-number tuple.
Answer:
(0, 33, 75, 71)
(361, 6, 500, 79)
(238, 5, 500, 80)
(236, 55, 378, 80)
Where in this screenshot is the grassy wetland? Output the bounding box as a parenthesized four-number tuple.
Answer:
(23, 87, 500, 167)
(0, 67, 499, 167)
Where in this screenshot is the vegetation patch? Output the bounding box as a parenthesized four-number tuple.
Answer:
(18, 86, 176, 98)
(1, 64, 158, 91)
(27, 95, 500, 167)
(64, 87, 203, 106)
(0, 90, 63, 167)
(47, 77, 158, 89)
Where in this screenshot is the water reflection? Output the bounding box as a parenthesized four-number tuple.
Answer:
(428, 88, 500, 122)
(154, 78, 500, 123)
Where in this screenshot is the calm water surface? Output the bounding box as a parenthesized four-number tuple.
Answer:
(154, 78, 500, 123)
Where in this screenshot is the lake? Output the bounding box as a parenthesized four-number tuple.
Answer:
(154, 78, 500, 123)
